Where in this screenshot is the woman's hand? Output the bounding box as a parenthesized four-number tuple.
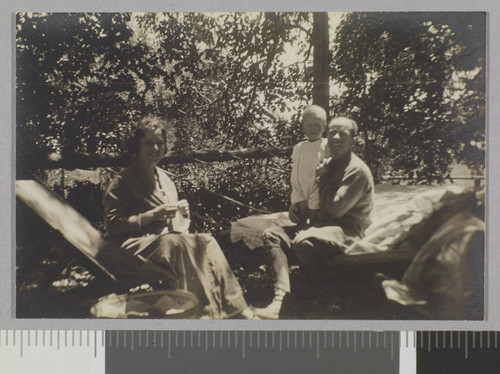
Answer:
(177, 199, 190, 218)
(154, 204, 178, 220)
(140, 204, 177, 228)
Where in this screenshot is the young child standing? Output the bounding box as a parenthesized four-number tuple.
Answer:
(289, 105, 329, 226)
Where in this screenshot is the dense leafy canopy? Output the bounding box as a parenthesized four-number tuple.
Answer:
(16, 12, 485, 230)
(331, 12, 485, 181)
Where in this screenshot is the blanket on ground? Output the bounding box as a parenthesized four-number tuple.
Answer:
(230, 184, 468, 253)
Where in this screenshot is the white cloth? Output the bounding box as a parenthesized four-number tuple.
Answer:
(290, 138, 329, 209)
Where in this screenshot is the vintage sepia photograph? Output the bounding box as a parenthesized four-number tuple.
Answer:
(15, 12, 485, 320)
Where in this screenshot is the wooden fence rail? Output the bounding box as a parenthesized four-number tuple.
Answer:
(21, 146, 294, 172)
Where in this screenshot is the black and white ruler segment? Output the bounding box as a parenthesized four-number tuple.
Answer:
(1, 330, 499, 373)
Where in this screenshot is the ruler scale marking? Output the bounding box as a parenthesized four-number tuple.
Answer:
(242, 331, 245, 359)
(391, 332, 394, 360)
(9, 330, 500, 371)
(168, 331, 171, 359)
(316, 332, 320, 359)
(465, 332, 468, 360)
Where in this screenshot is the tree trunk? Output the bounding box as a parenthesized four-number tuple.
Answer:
(312, 12, 330, 118)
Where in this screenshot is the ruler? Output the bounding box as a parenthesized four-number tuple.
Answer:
(1, 330, 498, 373)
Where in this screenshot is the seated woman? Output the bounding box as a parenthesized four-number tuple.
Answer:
(102, 116, 256, 319)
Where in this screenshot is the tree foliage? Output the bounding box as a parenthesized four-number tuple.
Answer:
(16, 12, 485, 230)
(331, 12, 485, 181)
(17, 13, 314, 158)
(17, 12, 317, 229)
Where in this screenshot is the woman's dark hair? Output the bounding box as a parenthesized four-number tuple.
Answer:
(129, 116, 177, 156)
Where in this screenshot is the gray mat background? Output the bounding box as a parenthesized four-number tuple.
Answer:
(1, 0, 498, 331)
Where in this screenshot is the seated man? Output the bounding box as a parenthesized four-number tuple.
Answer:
(253, 116, 374, 319)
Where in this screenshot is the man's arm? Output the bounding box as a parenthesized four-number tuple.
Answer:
(323, 168, 370, 219)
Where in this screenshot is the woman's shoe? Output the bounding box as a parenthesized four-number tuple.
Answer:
(251, 299, 283, 319)
(233, 307, 260, 320)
